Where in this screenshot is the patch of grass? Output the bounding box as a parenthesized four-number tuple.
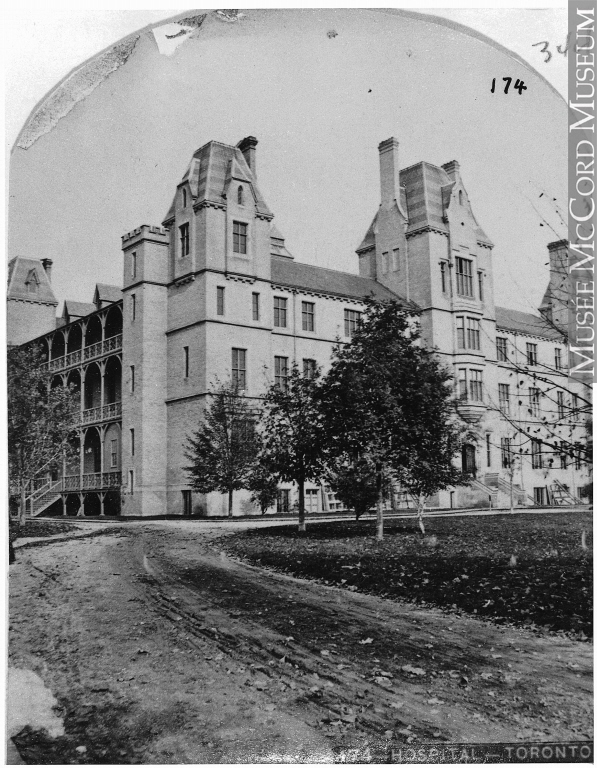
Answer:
(17, 519, 79, 539)
(224, 512, 592, 638)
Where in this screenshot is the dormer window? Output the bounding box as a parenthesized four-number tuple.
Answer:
(25, 269, 39, 294)
(233, 221, 247, 254)
(237, 186, 244, 206)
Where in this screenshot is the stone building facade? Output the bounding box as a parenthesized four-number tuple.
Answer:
(7, 136, 590, 517)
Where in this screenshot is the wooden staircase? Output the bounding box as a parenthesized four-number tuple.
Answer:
(549, 480, 581, 506)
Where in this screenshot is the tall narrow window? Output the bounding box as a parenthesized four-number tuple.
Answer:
(182, 188, 187, 207)
(572, 393, 580, 420)
(252, 292, 260, 321)
(560, 453, 568, 469)
(458, 369, 468, 400)
(183, 346, 189, 378)
(130, 365, 135, 393)
(110, 439, 118, 468)
(440, 262, 447, 293)
(274, 297, 287, 328)
(237, 186, 244, 206)
(469, 370, 483, 401)
(486, 434, 491, 467)
(217, 287, 225, 316)
(554, 347, 562, 370)
(478, 271, 484, 301)
(498, 383, 510, 414)
(456, 316, 465, 349)
(129, 470, 134, 494)
(392, 248, 400, 271)
(232, 348, 247, 390)
(531, 439, 543, 469)
(179, 222, 190, 257)
(182, 490, 192, 515)
(303, 359, 317, 379)
(274, 356, 289, 391)
(277, 489, 290, 515)
(496, 337, 508, 362)
(455, 257, 473, 297)
(529, 387, 540, 416)
(459, 190, 464, 205)
(501, 437, 512, 468)
(131, 294, 136, 321)
(302, 301, 315, 332)
(233, 221, 248, 254)
(381, 252, 389, 274)
(130, 428, 135, 456)
(131, 252, 137, 279)
(556, 390, 565, 420)
(344, 309, 361, 338)
(575, 451, 582, 470)
(467, 318, 481, 350)
(526, 343, 538, 366)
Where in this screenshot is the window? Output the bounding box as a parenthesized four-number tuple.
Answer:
(469, 370, 483, 401)
(129, 470, 134, 494)
(496, 337, 508, 362)
(459, 190, 464, 205)
(130, 428, 135, 456)
(575, 450, 583, 470)
(456, 317, 465, 349)
(478, 272, 484, 302)
(131, 294, 136, 321)
(182, 188, 187, 207)
(130, 365, 135, 393)
(498, 383, 510, 414)
(529, 387, 541, 417)
(182, 490, 192, 515)
(344, 309, 361, 338)
(572, 393, 580, 421)
(302, 301, 315, 332)
(179, 223, 190, 257)
(534, 487, 546, 506)
(274, 356, 289, 391)
(232, 348, 246, 390)
(467, 318, 481, 350)
(183, 346, 189, 378)
(501, 438, 513, 468)
(277, 489, 290, 515)
(110, 439, 118, 468)
(274, 297, 287, 328)
(440, 262, 447, 293)
(458, 369, 468, 400)
(303, 359, 317, 379)
(392, 248, 400, 271)
(555, 347, 563, 370)
(217, 287, 225, 316)
(237, 186, 244, 206)
(556, 391, 565, 420)
(25, 270, 39, 294)
(486, 434, 491, 467)
(233, 221, 247, 254)
(131, 252, 137, 279)
(526, 343, 538, 366)
(252, 292, 260, 321)
(455, 257, 473, 297)
(531, 439, 543, 469)
(560, 453, 568, 469)
(382, 252, 389, 274)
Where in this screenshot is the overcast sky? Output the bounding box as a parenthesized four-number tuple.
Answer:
(8, 8, 567, 316)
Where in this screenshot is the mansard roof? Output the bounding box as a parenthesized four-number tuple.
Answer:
(271, 255, 415, 307)
(94, 283, 122, 305)
(163, 139, 273, 224)
(7, 256, 57, 305)
(495, 306, 564, 341)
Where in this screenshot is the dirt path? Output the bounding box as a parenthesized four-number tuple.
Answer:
(9, 524, 592, 763)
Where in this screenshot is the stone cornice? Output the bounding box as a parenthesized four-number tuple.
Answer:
(405, 226, 449, 240)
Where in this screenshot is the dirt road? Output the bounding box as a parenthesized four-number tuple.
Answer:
(9, 523, 592, 763)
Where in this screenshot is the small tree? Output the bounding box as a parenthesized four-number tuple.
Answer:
(184, 382, 259, 517)
(326, 454, 389, 520)
(8, 343, 78, 526)
(246, 463, 279, 515)
(320, 299, 464, 540)
(259, 363, 325, 532)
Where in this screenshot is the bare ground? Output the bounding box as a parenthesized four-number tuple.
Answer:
(9, 522, 593, 763)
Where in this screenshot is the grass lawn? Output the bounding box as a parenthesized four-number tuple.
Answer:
(15, 519, 79, 539)
(224, 511, 592, 639)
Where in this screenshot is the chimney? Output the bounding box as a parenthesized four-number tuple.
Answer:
(41, 258, 53, 282)
(378, 138, 400, 207)
(237, 136, 258, 176)
(442, 160, 460, 181)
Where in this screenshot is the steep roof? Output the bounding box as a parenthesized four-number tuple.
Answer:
(63, 300, 96, 320)
(163, 140, 273, 224)
(271, 255, 415, 306)
(7, 257, 57, 305)
(495, 306, 564, 340)
(94, 283, 122, 304)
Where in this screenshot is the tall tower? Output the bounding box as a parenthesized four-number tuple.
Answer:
(7, 257, 57, 345)
(120, 225, 170, 517)
(539, 239, 569, 333)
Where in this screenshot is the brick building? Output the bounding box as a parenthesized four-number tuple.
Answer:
(7, 136, 590, 517)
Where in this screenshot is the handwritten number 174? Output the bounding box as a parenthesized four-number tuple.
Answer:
(491, 78, 527, 95)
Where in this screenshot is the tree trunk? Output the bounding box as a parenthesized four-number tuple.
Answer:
(375, 463, 384, 541)
(298, 478, 306, 533)
(509, 468, 514, 512)
(228, 487, 233, 518)
(417, 493, 426, 535)
(19, 481, 27, 527)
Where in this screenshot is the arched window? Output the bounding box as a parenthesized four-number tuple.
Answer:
(182, 188, 187, 207)
(237, 186, 244, 206)
(459, 190, 464, 206)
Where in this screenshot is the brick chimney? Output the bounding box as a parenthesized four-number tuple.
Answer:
(378, 138, 400, 207)
(237, 136, 258, 176)
(41, 258, 53, 282)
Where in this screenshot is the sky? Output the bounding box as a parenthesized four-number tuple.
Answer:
(7, 8, 568, 317)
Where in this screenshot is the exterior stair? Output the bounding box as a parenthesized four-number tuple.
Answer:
(28, 479, 63, 517)
(549, 479, 582, 506)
